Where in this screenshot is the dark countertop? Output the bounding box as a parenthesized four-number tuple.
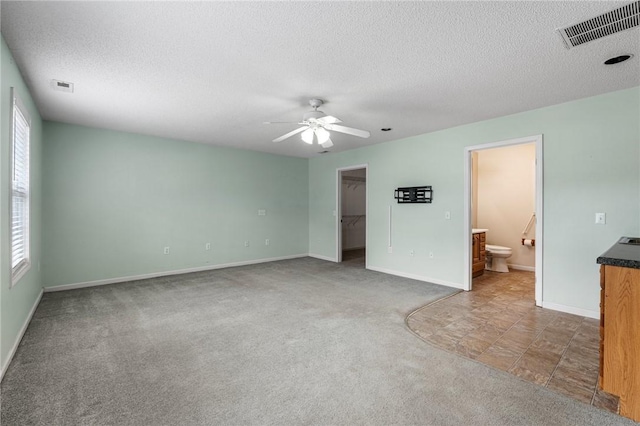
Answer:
(597, 237, 640, 269)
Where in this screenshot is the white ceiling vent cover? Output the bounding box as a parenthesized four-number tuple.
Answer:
(50, 79, 74, 93)
(557, 1, 639, 49)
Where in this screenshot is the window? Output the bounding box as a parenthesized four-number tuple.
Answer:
(11, 88, 31, 286)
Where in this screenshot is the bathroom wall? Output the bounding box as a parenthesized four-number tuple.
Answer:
(476, 144, 536, 270)
(341, 169, 366, 250)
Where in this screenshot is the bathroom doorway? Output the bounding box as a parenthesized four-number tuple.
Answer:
(463, 135, 543, 306)
(336, 165, 368, 267)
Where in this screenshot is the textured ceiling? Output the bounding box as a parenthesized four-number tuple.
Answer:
(1, 1, 639, 158)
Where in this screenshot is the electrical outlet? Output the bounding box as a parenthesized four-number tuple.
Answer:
(409, 250, 414, 257)
(387, 246, 393, 254)
(164, 247, 170, 255)
(205, 243, 211, 251)
(445, 211, 451, 220)
(265, 239, 270, 246)
(258, 209, 266, 216)
(595, 213, 606, 225)
(244, 241, 250, 247)
(429, 252, 434, 258)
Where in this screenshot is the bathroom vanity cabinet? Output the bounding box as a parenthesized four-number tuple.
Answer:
(597, 239, 640, 422)
(472, 231, 486, 278)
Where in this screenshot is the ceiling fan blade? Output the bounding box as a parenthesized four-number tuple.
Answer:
(317, 115, 342, 125)
(321, 138, 333, 149)
(324, 124, 370, 138)
(272, 126, 308, 143)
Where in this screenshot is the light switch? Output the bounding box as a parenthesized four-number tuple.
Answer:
(258, 209, 266, 216)
(595, 213, 606, 225)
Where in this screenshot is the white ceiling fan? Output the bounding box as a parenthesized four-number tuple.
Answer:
(265, 99, 370, 149)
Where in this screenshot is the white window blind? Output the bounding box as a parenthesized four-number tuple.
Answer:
(11, 88, 31, 285)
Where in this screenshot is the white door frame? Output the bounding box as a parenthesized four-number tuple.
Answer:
(463, 135, 543, 306)
(336, 164, 369, 265)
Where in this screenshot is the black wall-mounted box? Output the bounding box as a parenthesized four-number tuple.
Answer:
(394, 186, 433, 204)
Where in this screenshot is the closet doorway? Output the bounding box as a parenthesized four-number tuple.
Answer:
(336, 165, 368, 267)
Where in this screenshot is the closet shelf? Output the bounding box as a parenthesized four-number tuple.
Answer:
(341, 214, 365, 226)
(342, 176, 366, 189)
(343, 176, 366, 183)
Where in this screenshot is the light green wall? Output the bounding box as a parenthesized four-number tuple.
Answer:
(309, 87, 640, 313)
(42, 122, 309, 288)
(1, 37, 43, 371)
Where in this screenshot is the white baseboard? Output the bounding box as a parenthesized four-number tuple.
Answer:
(308, 253, 337, 262)
(508, 264, 535, 272)
(542, 301, 599, 320)
(44, 254, 308, 292)
(1, 288, 43, 382)
(367, 265, 463, 290)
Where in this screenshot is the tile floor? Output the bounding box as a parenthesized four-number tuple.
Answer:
(406, 269, 620, 414)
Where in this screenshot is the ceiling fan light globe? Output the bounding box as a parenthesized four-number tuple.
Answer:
(316, 127, 330, 144)
(301, 128, 314, 144)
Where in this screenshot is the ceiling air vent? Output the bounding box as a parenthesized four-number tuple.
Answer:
(50, 79, 74, 93)
(557, 1, 639, 49)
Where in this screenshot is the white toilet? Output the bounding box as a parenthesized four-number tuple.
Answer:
(485, 244, 512, 272)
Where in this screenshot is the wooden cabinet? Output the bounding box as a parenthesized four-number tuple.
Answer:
(472, 232, 486, 278)
(600, 264, 640, 421)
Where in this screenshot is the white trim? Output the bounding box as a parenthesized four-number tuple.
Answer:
(534, 136, 544, 306)
(387, 205, 392, 249)
(367, 265, 463, 290)
(365, 166, 369, 270)
(10, 87, 32, 288)
(44, 254, 308, 292)
(11, 87, 31, 124)
(463, 150, 472, 291)
(336, 169, 341, 263)
(463, 134, 544, 307)
(542, 301, 599, 320)
(336, 164, 369, 266)
(508, 264, 536, 272)
(1, 289, 43, 382)
(308, 253, 337, 262)
(11, 261, 31, 287)
(465, 134, 542, 152)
